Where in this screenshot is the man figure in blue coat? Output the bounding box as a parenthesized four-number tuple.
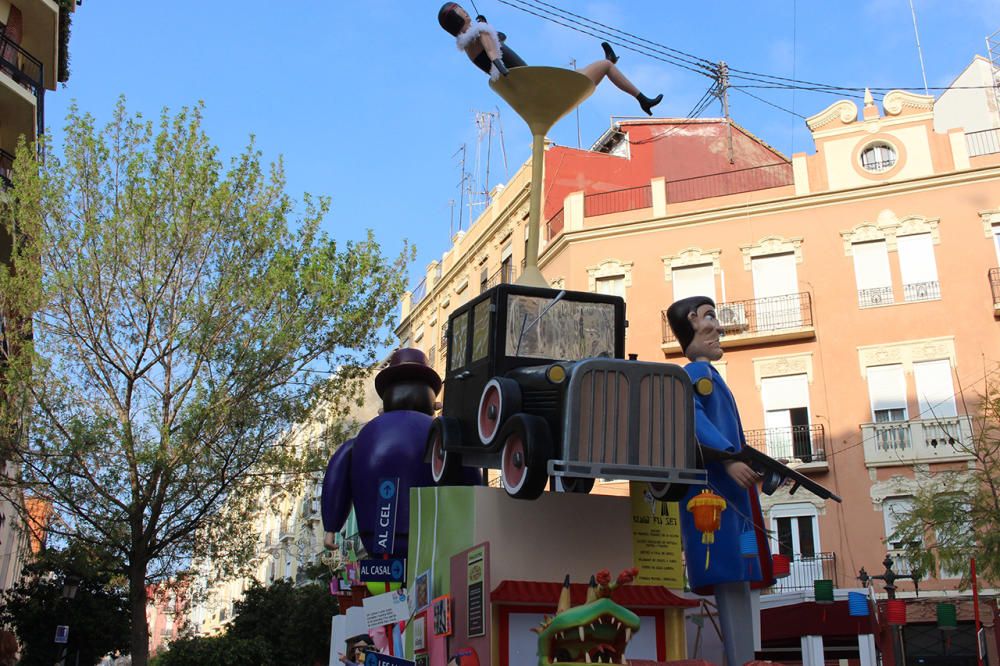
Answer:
(666, 296, 774, 666)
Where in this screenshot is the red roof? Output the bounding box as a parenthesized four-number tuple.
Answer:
(491, 580, 697, 608)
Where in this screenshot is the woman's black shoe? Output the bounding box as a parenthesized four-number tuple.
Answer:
(601, 42, 619, 64)
(637, 93, 663, 116)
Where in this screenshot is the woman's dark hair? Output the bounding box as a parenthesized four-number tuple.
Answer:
(438, 3, 466, 36)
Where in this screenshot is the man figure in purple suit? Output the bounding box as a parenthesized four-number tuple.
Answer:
(321, 348, 478, 557)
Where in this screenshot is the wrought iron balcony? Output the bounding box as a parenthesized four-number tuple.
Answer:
(744, 424, 826, 466)
(661, 292, 814, 350)
(485, 264, 517, 290)
(857, 286, 893, 308)
(767, 552, 837, 594)
(990, 268, 1000, 313)
(0, 30, 45, 135)
(902, 281, 940, 303)
(861, 415, 974, 467)
(584, 184, 652, 217)
(410, 277, 427, 306)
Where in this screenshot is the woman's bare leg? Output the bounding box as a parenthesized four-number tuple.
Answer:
(579, 60, 640, 97)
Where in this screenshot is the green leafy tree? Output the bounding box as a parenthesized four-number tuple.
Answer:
(152, 580, 338, 666)
(0, 98, 411, 665)
(890, 381, 1000, 585)
(0, 544, 130, 665)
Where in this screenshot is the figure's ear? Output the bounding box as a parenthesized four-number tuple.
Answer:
(687, 310, 698, 324)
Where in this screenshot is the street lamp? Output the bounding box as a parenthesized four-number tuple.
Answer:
(56, 574, 81, 666)
(858, 554, 921, 666)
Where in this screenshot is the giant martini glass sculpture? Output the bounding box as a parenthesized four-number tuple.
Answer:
(490, 67, 595, 287)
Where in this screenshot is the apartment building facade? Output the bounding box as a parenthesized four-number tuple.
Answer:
(0, 0, 73, 591)
(397, 58, 1000, 664)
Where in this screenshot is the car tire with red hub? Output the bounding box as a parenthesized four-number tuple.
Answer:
(426, 417, 464, 485)
(499, 414, 552, 500)
(477, 377, 521, 446)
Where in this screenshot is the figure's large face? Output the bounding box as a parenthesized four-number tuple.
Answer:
(453, 5, 472, 32)
(685, 304, 723, 362)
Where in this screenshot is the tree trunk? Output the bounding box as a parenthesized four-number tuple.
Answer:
(129, 563, 149, 666)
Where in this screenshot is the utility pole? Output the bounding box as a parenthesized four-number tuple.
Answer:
(718, 61, 735, 164)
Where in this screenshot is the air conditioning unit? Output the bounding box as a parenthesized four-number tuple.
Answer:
(717, 302, 748, 331)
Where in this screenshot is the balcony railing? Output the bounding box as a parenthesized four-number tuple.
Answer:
(665, 162, 793, 204)
(0, 30, 45, 135)
(857, 286, 893, 308)
(744, 424, 826, 464)
(902, 280, 940, 303)
(967, 128, 1000, 157)
(0, 147, 12, 188)
(989, 268, 1000, 310)
(546, 207, 565, 239)
(583, 184, 652, 217)
(861, 415, 975, 467)
(485, 264, 517, 290)
(767, 552, 837, 594)
(661, 292, 814, 346)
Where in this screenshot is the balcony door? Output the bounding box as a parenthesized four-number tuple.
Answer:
(760, 374, 814, 461)
(867, 364, 909, 452)
(770, 502, 822, 588)
(751, 253, 801, 330)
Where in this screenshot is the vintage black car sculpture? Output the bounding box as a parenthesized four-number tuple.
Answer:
(425, 282, 707, 500)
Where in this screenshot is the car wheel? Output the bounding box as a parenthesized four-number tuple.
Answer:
(499, 414, 552, 500)
(648, 482, 689, 502)
(427, 417, 464, 485)
(477, 377, 521, 446)
(551, 476, 595, 494)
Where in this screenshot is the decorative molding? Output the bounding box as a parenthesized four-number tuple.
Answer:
(882, 90, 935, 117)
(550, 277, 566, 289)
(980, 208, 1000, 238)
(739, 235, 803, 270)
(805, 99, 858, 131)
(752, 352, 814, 388)
(856, 336, 956, 377)
(841, 211, 940, 255)
(455, 277, 469, 294)
(661, 247, 722, 281)
(869, 470, 974, 507)
(587, 258, 634, 291)
(760, 487, 828, 514)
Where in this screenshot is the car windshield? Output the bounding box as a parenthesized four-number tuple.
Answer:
(506, 294, 616, 361)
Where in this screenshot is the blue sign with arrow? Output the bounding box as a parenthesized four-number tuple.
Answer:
(359, 558, 407, 584)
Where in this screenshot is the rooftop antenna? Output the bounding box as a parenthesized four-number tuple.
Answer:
(452, 144, 467, 231)
(570, 58, 582, 148)
(987, 29, 1000, 110)
(496, 106, 509, 177)
(448, 199, 455, 239)
(907, 0, 930, 96)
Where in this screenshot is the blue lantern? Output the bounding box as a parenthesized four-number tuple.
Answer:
(848, 591, 869, 617)
(739, 529, 757, 558)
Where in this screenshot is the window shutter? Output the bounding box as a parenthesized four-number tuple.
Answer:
(897, 233, 938, 285)
(913, 359, 957, 419)
(761, 374, 809, 411)
(751, 253, 798, 299)
(852, 240, 892, 290)
(866, 364, 907, 418)
(672, 264, 716, 302)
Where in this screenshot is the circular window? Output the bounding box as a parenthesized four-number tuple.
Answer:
(860, 142, 897, 173)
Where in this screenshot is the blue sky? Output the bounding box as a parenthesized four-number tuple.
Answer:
(52, 1, 1000, 296)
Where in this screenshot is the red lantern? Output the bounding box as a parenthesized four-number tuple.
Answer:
(772, 554, 791, 579)
(886, 599, 907, 625)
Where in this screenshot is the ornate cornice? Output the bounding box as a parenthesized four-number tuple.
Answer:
(806, 99, 858, 131)
(882, 90, 935, 117)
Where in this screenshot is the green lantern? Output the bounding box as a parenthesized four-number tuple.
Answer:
(814, 579, 834, 604)
(936, 602, 958, 630)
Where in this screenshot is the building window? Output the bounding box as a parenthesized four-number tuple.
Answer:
(867, 364, 908, 422)
(480, 267, 489, 294)
(760, 374, 815, 461)
(769, 503, 821, 583)
(860, 142, 897, 173)
(852, 240, 893, 307)
(595, 275, 625, 299)
(671, 264, 716, 303)
(896, 233, 940, 302)
(912, 359, 957, 419)
(751, 253, 801, 329)
(427, 345, 436, 368)
(882, 496, 919, 574)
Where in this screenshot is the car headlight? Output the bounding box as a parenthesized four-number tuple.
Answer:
(546, 365, 566, 384)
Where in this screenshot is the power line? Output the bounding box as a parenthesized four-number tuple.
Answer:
(732, 87, 806, 119)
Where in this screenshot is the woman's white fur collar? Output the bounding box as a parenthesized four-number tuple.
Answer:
(456, 22, 504, 80)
